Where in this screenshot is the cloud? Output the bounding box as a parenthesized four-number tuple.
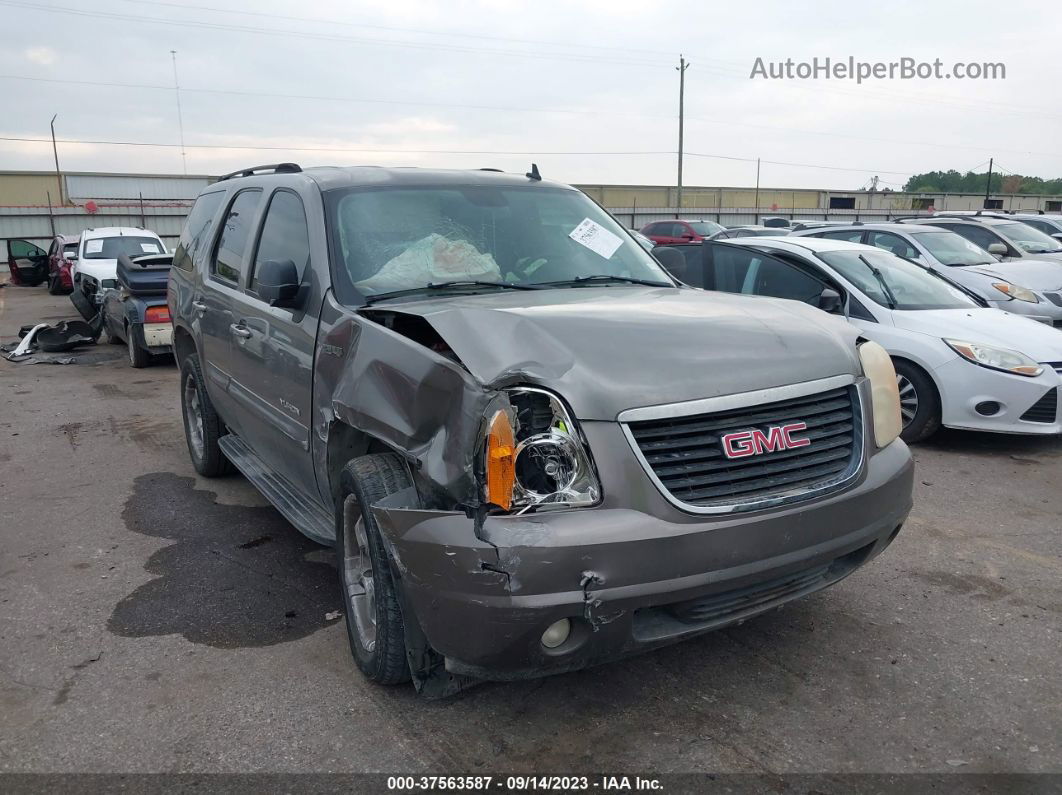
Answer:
(24, 46, 57, 66)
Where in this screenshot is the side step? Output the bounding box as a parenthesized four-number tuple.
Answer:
(218, 434, 335, 546)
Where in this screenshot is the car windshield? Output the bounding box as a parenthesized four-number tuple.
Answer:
(996, 222, 1062, 253)
(687, 221, 724, 235)
(62, 242, 78, 257)
(915, 231, 995, 266)
(817, 249, 975, 310)
(330, 185, 673, 299)
(82, 235, 164, 259)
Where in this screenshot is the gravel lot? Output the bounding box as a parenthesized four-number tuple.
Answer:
(1, 278, 1059, 777)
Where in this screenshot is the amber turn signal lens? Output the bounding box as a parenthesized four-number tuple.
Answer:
(485, 410, 516, 510)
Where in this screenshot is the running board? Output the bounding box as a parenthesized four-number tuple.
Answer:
(218, 434, 334, 546)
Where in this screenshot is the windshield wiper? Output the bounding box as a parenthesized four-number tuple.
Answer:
(546, 274, 674, 288)
(364, 280, 541, 304)
(857, 255, 899, 310)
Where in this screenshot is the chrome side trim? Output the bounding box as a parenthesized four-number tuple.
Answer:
(620, 380, 867, 516)
(617, 374, 856, 423)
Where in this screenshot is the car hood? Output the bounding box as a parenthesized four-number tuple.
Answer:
(891, 308, 1062, 362)
(363, 286, 862, 420)
(965, 259, 1062, 290)
(76, 258, 119, 281)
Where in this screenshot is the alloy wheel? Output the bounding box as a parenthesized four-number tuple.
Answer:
(342, 495, 377, 652)
(896, 373, 919, 428)
(183, 374, 205, 460)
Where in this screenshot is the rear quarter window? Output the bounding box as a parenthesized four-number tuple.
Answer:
(174, 190, 226, 272)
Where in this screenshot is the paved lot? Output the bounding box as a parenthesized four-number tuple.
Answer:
(0, 278, 1059, 775)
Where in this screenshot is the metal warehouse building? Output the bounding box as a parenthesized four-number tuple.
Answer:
(3, 169, 1062, 258)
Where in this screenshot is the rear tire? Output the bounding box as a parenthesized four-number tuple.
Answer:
(179, 352, 233, 476)
(895, 360, 941, 443)
(337, 453, 413, 685)
(127, 327, 150, 368)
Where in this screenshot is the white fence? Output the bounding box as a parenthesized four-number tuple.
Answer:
(606, 207, 939, 230)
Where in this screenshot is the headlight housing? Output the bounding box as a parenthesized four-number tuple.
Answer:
(483, 387, 600, 512)
(991, 282, 1039, 303)
(944, 339, 1044, 377)
(858, 341, 902, 448)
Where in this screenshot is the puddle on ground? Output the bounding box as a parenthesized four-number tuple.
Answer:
(109, 472, 341, 648)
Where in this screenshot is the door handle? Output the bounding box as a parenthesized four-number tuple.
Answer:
(191, 301, 207, 311)
(230, 323, 252, 339)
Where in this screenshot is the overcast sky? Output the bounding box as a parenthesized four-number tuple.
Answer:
(1, 0, 1059, 189)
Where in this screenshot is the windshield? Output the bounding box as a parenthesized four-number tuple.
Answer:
(82, 235, 164, 260)
(688, 221, 724, 236)
(330, 185, 672, 299)
(62, 242, 78, 257)
(996, 222, 1062, 253)
(915, 231, 994, 266)
(817, 249, 975, 310)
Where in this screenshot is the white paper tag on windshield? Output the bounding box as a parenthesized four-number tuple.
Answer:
(141, 243, 160, 253)
(569, 218, 623, 259)
(85, 239, 103, 254)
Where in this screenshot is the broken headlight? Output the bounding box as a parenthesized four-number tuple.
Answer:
(483, 387, 600, 512)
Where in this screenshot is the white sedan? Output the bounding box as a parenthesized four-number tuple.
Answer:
(659, 236, 1062, 442)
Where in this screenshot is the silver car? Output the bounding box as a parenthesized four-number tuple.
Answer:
(792, 223, 1062, 327)
(902, 215, 1062, 262)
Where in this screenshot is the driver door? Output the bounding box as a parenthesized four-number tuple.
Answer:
(7, 239, 48, 286)
(702, 243, 840, 311)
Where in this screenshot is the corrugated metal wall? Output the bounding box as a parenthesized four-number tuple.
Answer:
(65, 174, 209, 201)
(0, 206, 190, 259)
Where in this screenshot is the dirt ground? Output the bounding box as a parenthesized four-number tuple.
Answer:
(1, 276, 1059, 776)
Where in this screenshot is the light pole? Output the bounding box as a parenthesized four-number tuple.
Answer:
(171, 50, 187, 174)
(50, 113, 62, 205)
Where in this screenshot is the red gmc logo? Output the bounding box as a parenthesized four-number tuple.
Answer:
(720, 422, 811, 459)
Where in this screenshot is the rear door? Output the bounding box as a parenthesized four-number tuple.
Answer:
(224, 188, 318, 494)
(200, 188, 264, 426)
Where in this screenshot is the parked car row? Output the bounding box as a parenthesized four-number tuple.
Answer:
(6, 226, 173, 366)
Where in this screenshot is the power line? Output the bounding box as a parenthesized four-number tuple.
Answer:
(684, 151, 910, 176)
(0, 1, 669, 69)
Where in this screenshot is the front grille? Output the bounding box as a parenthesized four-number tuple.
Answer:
(668, 564, 831, 623)
(1044, 291, 1062, 307)
(626, 385, 861, 510)
(1020, 388, 1059, 423)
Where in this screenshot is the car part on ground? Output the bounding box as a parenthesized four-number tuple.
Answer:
(169, 163, 914, 696)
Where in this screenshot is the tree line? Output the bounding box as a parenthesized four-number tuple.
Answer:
(903, 170, 1062, 195)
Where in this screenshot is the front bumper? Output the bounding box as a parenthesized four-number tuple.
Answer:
(988, 296, 1062, 327)
(935, 356, 1062, 435)
(373, 437, 913, 681)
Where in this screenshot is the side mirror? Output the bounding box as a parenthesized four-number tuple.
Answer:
(256, 259, 302, 307)
(817, 287, 843, 313)
(987, 242, 1008, 256)
(1051, 233, 1062, 241)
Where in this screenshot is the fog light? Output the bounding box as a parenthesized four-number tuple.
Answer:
(541, 618, 571, 649)
(975, 401, 1002, 416)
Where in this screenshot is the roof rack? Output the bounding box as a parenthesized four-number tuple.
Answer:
(216, 163, 303, 182)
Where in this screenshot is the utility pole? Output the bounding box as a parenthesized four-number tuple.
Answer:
(984, 157, 993, 208)
(675, 55, 690, 214)
(50, 114, 62, 205)
(754, 158, 760, 223)
(171, 50, 187, 174)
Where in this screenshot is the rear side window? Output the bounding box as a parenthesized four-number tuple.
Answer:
(174, 190, 225, 272)
(250, 190, 310, 291)
(212, 189, 262, 284)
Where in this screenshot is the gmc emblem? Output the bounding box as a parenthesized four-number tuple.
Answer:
(721, 422, 811, 459)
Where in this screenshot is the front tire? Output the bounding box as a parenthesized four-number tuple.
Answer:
(179, 352, 233, 476)
(895, 360, 941, 443)
(337, 453, 412, 685)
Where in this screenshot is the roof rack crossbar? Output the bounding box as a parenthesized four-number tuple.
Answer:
(216, 163, 303, 182)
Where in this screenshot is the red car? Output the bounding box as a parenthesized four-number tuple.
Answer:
(46, 234, 80, 294)
(640, 218, 724, 245)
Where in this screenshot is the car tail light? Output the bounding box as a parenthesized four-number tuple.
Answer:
(145, 306, 171, 324)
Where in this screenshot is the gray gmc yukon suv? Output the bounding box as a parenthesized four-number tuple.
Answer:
(169, 163, 914, 696)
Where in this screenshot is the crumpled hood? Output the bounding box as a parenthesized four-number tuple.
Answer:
(891, 308, 1062, 362)
(75, 258, 118, 282)
(366, 287, 862, 420)
(966, 258, 1062, 291)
